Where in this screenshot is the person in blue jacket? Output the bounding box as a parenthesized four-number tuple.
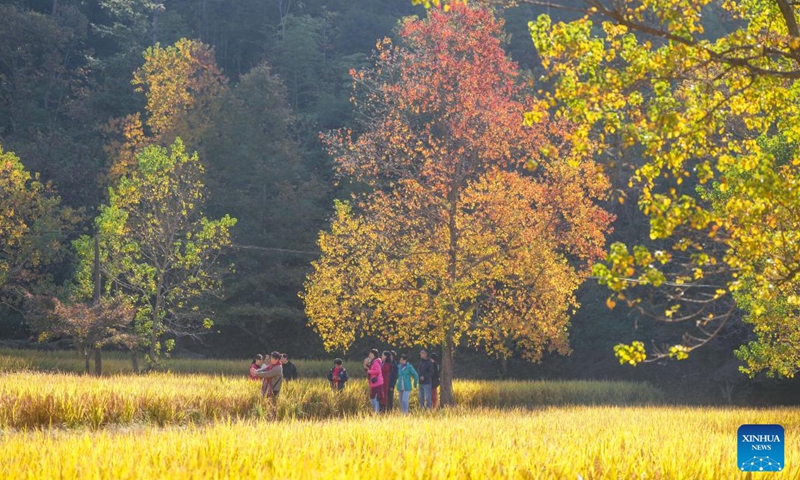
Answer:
(395, 353, 419, 414)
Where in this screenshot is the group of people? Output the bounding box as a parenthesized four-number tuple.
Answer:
(247, 348, 441, 415)
(361, 348, 441, 414)
(248, 352, 298, 398)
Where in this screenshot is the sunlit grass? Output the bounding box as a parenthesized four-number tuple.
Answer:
(0, 371, 662, 428)
(1, 407, 797, 479)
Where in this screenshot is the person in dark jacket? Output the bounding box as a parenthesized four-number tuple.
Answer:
(430, 352, 440, 409)
(327, 358, 349, 390)
(417, 349, 434, 409)
(280, 353, 298, 381)
(387, 350, 399, 411)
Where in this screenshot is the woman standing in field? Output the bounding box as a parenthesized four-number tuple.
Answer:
(366, 349, 384, 413)
(249, 354, 263, 380)
(395, 354, 418, 414)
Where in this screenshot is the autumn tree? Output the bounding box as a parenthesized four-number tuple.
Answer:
(106, 38, 227, 179)
(74, 138, 236, 365)
(303, 5, 613, 405)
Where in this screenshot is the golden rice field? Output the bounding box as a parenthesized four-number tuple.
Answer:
(1, 407, 798, 479)
(0, 349, 796, 479)
(0, 371, 661, 428)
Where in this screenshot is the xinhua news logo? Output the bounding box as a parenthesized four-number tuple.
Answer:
(738, 424, 784, 472)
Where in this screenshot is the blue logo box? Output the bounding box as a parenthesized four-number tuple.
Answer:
(738, 424, 784, 472)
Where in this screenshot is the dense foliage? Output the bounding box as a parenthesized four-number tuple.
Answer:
(3, 0, 797, 390)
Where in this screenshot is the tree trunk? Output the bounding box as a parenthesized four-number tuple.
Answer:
(131, 350, 139, 374)
(148, 283, 163, 365)
(148, 324, 159, 365)
(83, 349, 91, 375)
(499, 356, 509, 379)
(439, 333, 455, 406)
(94, 348, 102, 376)
(51, 0, 59, 15)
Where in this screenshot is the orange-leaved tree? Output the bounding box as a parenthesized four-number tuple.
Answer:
(303, 5, 613, 405)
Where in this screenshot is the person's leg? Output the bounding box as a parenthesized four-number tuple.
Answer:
(401, 390, 410, 414)
(418, 384, 429, 408)
(388, 387, 394, 411)
(370, 387, 380, 413)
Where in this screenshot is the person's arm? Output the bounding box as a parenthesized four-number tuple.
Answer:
(341, 369, 348, 382)
(410, 365, 419, 389)
(256, 367, 282, 380)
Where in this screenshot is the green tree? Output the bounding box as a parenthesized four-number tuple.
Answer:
(0, 4, 106, 208)
(74, 138, 236, 364)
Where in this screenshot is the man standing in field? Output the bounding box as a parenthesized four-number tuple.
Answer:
(417, 349, 434, 409)
(256, 351, 283, 399)
(280, 354, 298, 381)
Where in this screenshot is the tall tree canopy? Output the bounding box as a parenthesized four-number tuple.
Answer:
(303, 5, 613, 405)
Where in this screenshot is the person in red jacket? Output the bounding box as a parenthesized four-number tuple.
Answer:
(366, 349, 384, 413)
(380, 351, 393, 412)
(249, 354, 264, 380)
